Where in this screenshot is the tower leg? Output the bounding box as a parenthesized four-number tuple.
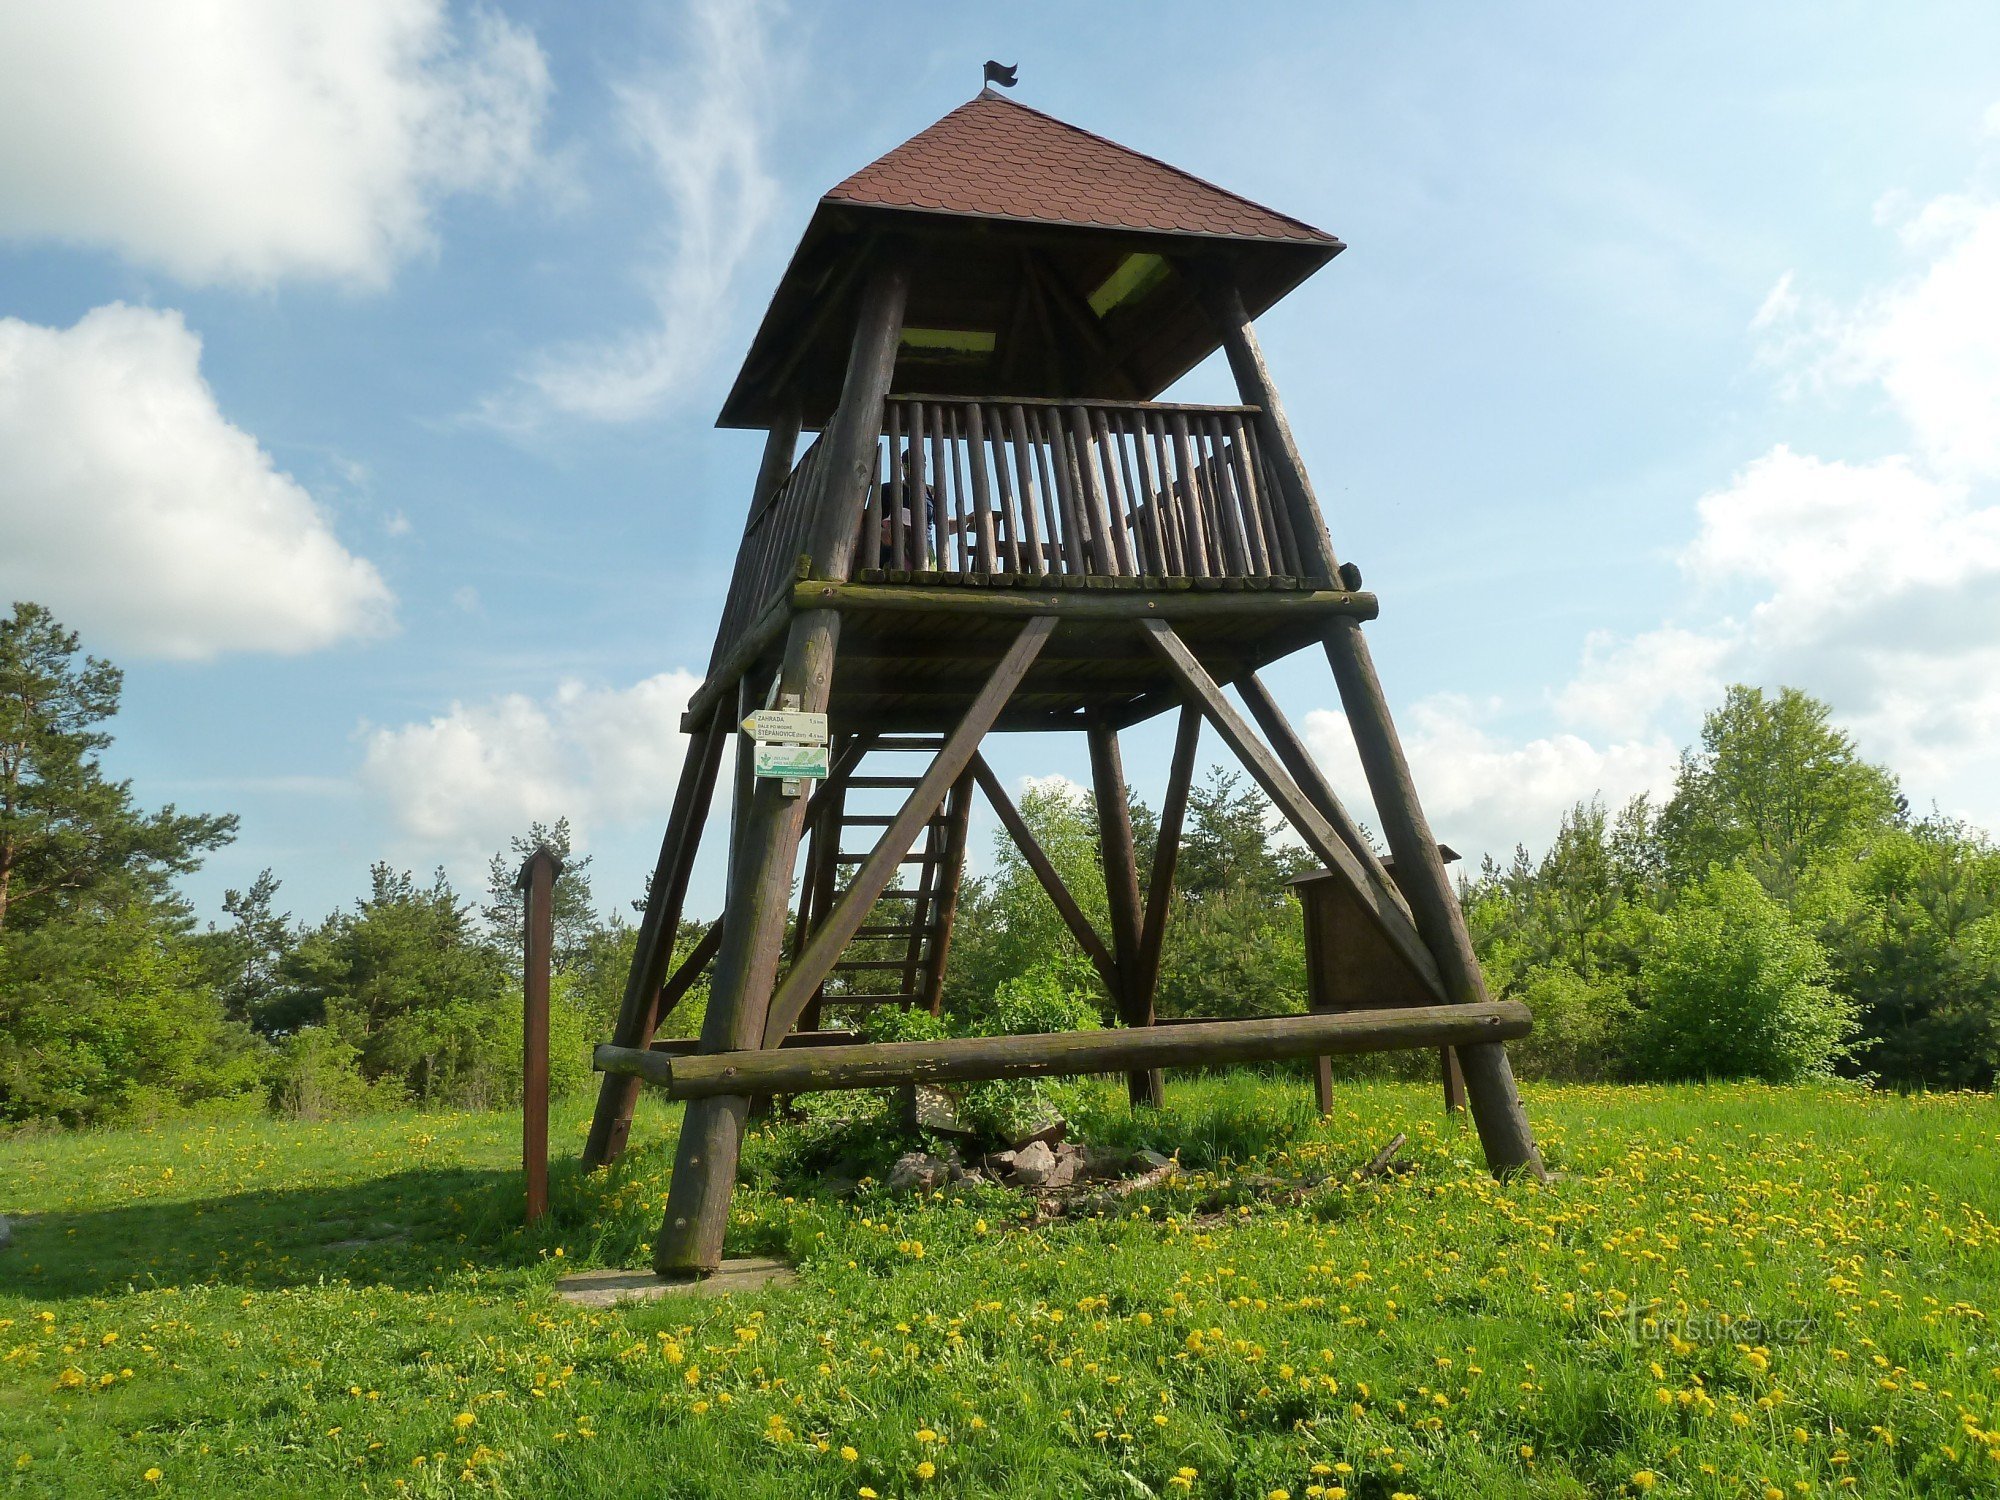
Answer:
(1322, 619, 1545, 1179)
(654, 610, 841, 1275)
(919, 771, 976, 1017)
(1135, 707, 1200, 1108)
(583, 718, 727, 1171)
(1088, 716, 1161, 1108)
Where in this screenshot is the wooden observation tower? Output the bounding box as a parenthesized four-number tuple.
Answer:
(584, 85, 1544, 1277)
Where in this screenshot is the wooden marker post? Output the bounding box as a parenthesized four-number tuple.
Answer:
(518, 845, 564, 1226)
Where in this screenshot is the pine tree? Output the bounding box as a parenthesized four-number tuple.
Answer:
(0, 601, 235, 935)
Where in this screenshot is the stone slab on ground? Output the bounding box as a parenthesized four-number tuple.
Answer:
(556, 1258, 796, 1307)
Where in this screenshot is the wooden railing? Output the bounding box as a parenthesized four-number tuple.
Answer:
(710, 396, 1326, 670)
(858, 397, 1317, 584)
(711, 434, 827, 667)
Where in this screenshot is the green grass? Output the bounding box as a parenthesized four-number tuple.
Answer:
(2, 1075, 1998, 1499)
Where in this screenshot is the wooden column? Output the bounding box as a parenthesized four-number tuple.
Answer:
(1133, 706, 1199, 1105)
(1204, 268, 1543, 1180)
(1088, 716, 1160, 1107)
(582, 718, 727, 1171)
(1323, 618, 1545, 1178)
(919, 772, 976, 1017)
(517, 845, 562, 1225)
(654, 611, 841, 1274)
(1196, 275, 1339, 582)
(805, 255, 911, 582)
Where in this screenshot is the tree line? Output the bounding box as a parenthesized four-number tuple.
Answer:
(2, 599, 1994, 1129)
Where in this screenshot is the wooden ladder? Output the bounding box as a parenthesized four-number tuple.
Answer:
(789, 739, 974, 1031)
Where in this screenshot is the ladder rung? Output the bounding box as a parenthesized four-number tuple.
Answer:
(868, 889, 926, 898)
(835, 852, 940, 865)
(824, 994, 916, 1006)
(841, 813, 948, 828)
(848, 776, 925, 788)
(854, 924, 930, 938)
(834, 958, 925, 971)
(868, 737, 947, 751)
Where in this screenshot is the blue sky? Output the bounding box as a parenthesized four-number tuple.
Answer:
(4, 1, 1999, 928)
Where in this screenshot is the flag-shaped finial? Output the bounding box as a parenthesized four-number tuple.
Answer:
(983, 60, 1018, 90)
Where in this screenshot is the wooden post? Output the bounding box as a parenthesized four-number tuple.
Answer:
(919, 772, 976, 1016)
(805, 255, 911, 582)
(1195, 274, 1339, 582)
(1443, 1046, 1466, 1115)
(1199, 267, 1543, 1180)
(654, 610, 841, 1275)
(517, 845, 563, 1225)
(1323, 624, 1546, 1179)
(1088, 716, 1160, 1108)
(1135, 706, 1199, 1020)
(582, 717, 727, 1171)
(969, 754, 1120, 991)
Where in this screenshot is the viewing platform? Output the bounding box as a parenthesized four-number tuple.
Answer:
(691, 394, 1372, 734)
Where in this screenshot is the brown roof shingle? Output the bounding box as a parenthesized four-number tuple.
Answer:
(826, 91, 1335, 246)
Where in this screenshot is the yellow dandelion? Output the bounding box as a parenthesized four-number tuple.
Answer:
(915, 1459, 936, 1480)
(144, 1470, 162, 1484)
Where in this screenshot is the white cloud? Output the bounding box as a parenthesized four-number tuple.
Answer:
(490, 0, 785, 424)
(0, 303, 394, 659)
(1017, 772, 1088, 805)
(1679, 445, 2000, 803)
(1304, 699, 1680, 871)
(0, 1, 548, 286)
(360, 670, 701, 871)
(1555, 626, 1733, 740)
(1758, 185, 2000, 481)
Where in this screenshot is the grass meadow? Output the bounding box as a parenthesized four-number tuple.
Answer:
(2, 1076, 1997, 1499)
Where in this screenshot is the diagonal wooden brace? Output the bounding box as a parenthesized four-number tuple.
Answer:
(1138, 618, 1448, 1002)
(968, 753, 1120, 993)
(760, 615, 1058, 1046)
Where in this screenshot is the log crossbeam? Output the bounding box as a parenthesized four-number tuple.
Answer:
(599, 1000, 1532, 1098)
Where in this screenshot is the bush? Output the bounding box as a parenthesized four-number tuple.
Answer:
(1510, 966, 1633, 1081)
(267, 1027, 407, 1120)
(1629, 866, 1857, 1082)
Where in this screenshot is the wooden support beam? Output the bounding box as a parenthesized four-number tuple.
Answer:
(648, 1028, 863, 1057)
(1195, 274, 1340, 581)
(597, 999, 1533, 1098)
(583, 717, 727, 1171)
(1088, 716, 1159, 1108)
(1138, 618, 1448, 1003)
(805, 256, 910, 581)
(759, 616, 1058, 1048)
(1322, 616, 1546, 1178)
(654, 609, 841, 1273)
(968, 753, 1121, 993)
(682, 590, 793, 732)
(920, 772, 976, 1015)
(1236, 670, 1411, 925)
(791, 580, 1377, 623)
(1136, 705, 1200, 1020)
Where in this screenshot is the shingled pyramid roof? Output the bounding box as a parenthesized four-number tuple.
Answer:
(825, 90, 1336, 247)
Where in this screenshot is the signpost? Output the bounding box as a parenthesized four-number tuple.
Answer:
(744, 701, 829, 795)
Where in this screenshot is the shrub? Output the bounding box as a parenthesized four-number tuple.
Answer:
(267, 1027, 407, 1120)
(1510, 965, 1633, 1081)
(1629, 866, 1857, 1082)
